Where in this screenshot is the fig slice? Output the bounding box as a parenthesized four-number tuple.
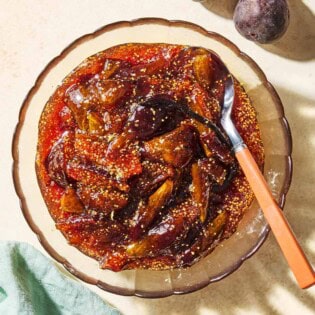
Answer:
(131, 179, 174, 239)
(114, 56, 168, 78)
(74, 132, 142, 180)
(66, 158, 129, 192)
(56, 213, 125, 247)
(193, 54, 213, 89)
(199, 157, 227, 186)
(131, 160, 174, 196)
(205, 211, 227, 240)
(122, 96, 186, 141)
(200, 132, 234, 165)
(77, 184, 128, 214)
(126, 202, 198, 257)
(65, 79, 131, 130)
(143, 125, 198, 167)
(178, 211, 227, 265)
(60, 187, 84, 213)
(74, 133, 109, 166)
(100, 59, 131, 80)
(147, 179, 174, 214)
(190, 162, 211, 223)
(87, 111, 104, 134)
(46, 131, 74, 187)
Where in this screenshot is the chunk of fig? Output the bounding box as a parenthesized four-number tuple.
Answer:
(74, 133, 109, 165)
(193, 54, 213, 89)
(74, 132, 142, 180)
(125, 97, 185, 141)
(87, 111, 104, 134)
(56, 214, 125, 246)
(126, 105, 168, 140)
(178, 211, 227, 265)
(65, 86, 89, 130)
(191, 162, 211, 223)
(131, 179, 174, 238)
(77, 184, 128, 214)
(92, 80, 131, 109)
(65, 80, 131, 130)
(199, 157, 227, 186)
(114, 56, 168, 78)
(204, 211, 227, 240)
(46, 131, 74, 187)
(200, 132, 234, 165)
(100, 59, 131, 80)
(131, 160, 174, 195)
(143, 125, 198, 167)
(66, 158, 129, 192)
(60, 187, 84, 213)
(126, 202, 199, 257)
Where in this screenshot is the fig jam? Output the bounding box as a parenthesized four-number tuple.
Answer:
(36, 44, 264, 271)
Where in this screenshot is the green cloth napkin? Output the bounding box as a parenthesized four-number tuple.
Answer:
(0, 241, 121, 315)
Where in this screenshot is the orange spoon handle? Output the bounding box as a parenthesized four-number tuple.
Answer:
(235, 147, 315, 289)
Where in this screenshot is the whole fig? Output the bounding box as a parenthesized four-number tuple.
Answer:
(233, 0, 290, 44)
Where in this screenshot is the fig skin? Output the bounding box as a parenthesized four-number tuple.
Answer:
(233, 0, 290, 44)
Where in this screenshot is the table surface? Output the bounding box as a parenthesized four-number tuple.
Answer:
(1, 1, 315, 314)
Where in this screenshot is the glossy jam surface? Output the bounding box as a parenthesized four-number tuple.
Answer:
(36, 44, 264, 271)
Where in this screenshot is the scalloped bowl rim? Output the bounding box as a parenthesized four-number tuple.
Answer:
(12, 18, 292, 298)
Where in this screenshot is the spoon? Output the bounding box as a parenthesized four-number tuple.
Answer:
(216, 53, 315, 289)
(140, 52, 315, 288)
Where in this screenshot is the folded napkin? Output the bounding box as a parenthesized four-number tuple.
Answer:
(0, 241, 121, 315)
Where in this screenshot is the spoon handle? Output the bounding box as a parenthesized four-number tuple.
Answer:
(235, 146, 315, 289)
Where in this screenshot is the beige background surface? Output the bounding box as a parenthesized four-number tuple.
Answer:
(1, 0, 315, 314)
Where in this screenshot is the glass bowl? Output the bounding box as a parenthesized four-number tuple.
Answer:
(12, 18, 292, 298)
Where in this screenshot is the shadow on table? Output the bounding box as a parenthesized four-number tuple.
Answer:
(200, 0, 315, 61)
(258, 0, 315, 61)
(200, 0, 238, 19)
(137, 86, 315, 314)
